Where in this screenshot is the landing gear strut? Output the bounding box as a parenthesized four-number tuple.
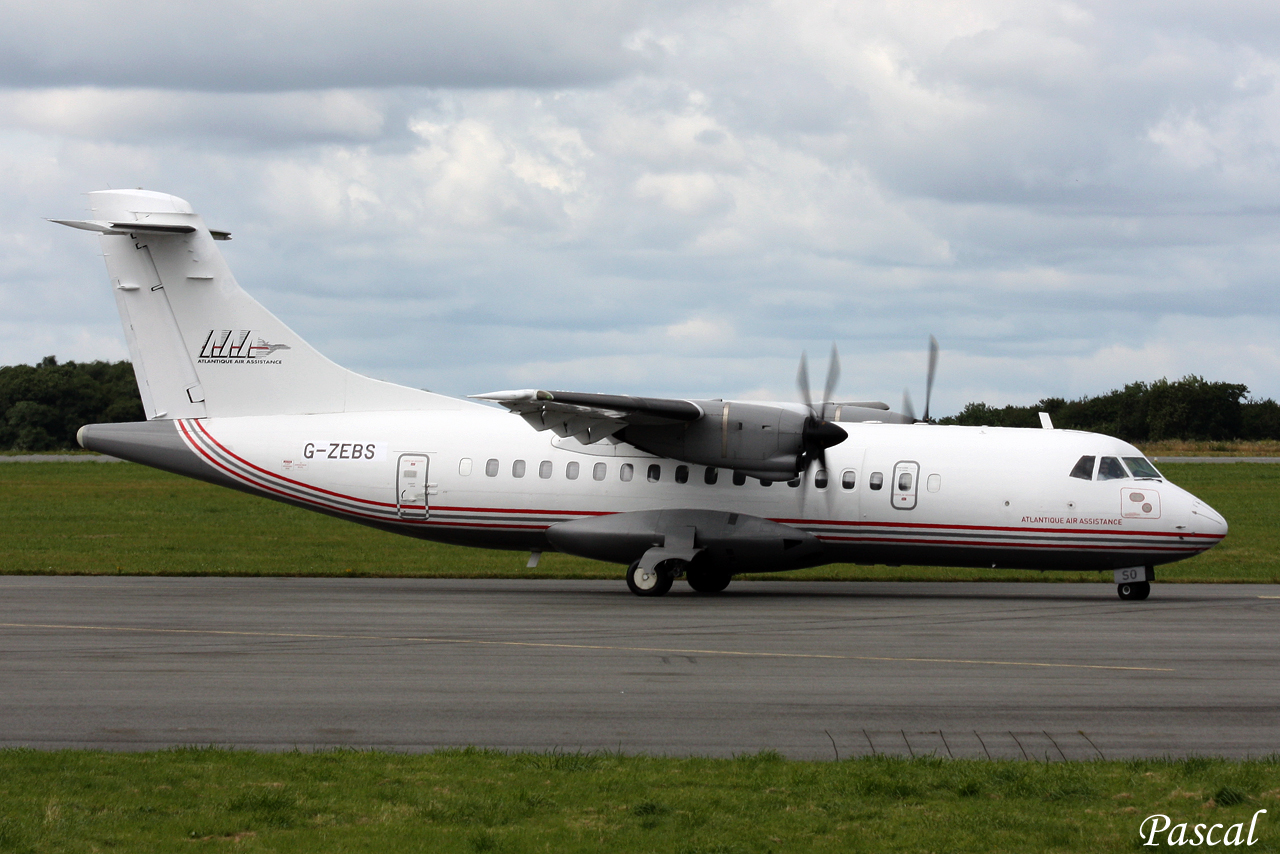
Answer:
(1117, 581, 1151, 601)
(626, 559, 675, 596)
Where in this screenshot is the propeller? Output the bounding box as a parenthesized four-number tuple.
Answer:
(796, 344, 846, 473)
(901, 336, 940, 424)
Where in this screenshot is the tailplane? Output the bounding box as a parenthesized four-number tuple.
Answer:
(55, 189, 454, 418)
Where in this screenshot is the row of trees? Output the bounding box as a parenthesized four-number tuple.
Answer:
(1, 357, 144, 451)
(2, 359, 1278, 450)
(938, 376, 1280, 442)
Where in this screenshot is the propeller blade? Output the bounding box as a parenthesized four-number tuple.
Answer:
(821, 343, 840, 410)
(902, 388, 916, 423)
(923, 335, 939, 423)
(796, 351, 813, 416)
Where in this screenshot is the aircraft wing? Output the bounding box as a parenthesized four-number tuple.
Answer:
(471, 389, 703, 444)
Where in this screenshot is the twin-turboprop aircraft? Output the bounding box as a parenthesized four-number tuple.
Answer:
(55, 189, 1227, 600)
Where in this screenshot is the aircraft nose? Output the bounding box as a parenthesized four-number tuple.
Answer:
(1189, 498, 1228, 540)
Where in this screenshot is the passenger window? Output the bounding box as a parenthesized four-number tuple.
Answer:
(647, 464, 661, 482)
(869, 472, 884, 491)
(485, 458, 499, 477)
(927, 473, 941, 493)
(1097, 456, 1128, 481)
(732, 471, 746, 486)
(898, 472, 913, 491)
(458, 458, 472, 476)
(1069, 455, 1095, 480)
(538, 460, 552, 479)
(594, 462, 607, 481)
(566, 461, 579, 480)
(676, 465, 689, 484)
(512, 460, 526, 478)
(1123, 457, 1163, 480)
(704, 467, 719, 485)
(620, 463, 634, 482)
(814, 468, 828, 489)
(841, 470, 856, 490)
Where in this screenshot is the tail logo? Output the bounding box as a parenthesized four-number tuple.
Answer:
(198, 330, 292, 363)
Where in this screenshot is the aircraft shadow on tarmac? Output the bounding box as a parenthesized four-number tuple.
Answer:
(379, 578, 1235, 605)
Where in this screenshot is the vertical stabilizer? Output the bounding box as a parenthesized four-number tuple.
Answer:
(57, 189, 458, 418)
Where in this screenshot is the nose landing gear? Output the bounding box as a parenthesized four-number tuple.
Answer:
(1115, 566, 1154, 601)
(1117, 581, 1151, 601)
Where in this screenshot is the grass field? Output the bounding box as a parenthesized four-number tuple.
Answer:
(1138, 439, 1280, 457)
(2, 465, 1277, 853)
(0, 749, 1275, 853)
(0, 461, 1275, 582)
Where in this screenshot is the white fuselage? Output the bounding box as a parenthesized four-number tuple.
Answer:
(172, 404, 1227, 573)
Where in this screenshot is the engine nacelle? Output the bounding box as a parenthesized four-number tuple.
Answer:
(619, 400, 831, 480)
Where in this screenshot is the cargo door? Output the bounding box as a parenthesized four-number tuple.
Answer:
(397, 454, 429, 519)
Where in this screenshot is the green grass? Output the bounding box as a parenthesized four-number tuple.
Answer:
(0, 462, 1275, 582)
(0, 749, 1275, 853)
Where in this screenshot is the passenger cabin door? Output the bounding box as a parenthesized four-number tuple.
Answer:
(891, 460, 920, 510)
(397, 454, 430, 519)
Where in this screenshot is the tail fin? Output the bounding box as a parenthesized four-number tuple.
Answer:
(55, 189, 453, 418)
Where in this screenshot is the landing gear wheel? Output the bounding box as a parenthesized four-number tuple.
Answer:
(1117, 581, 1150, 601)
(627, 560, 674, 597)
(685, 566, 731, 593)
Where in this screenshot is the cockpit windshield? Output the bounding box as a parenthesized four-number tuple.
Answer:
(1069, 455, 1095, 480)
(1123, 456, 1162, 480)
(1097, 456, 1128, 481)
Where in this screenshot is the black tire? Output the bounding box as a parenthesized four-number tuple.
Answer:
(1117, 581, 1150, 601)
(626, 560, 674, 597)
(686, 566, 731, 593)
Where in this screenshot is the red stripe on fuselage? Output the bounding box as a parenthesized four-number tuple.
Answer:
(192, 420, 395, 508)
(178, 420, 399, 524)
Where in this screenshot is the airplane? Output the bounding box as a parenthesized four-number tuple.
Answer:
(53, 189, 1227, 601)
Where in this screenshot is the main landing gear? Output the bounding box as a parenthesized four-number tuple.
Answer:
(625, 560, 733, 596)
(626, 560, 674, 596)
(685, 565, 731, 594)
(1117, 581, 1151, 601)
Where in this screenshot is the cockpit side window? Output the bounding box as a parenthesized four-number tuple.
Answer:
(1097, 456, 1128, 481)
(1069, 455, 1095, 480)
(1123, 457, 1163, 480)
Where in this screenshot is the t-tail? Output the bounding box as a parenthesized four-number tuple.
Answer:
(54, 189, 450, 421)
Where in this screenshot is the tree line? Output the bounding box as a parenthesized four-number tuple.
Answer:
(938, 376, 1280, 441)
(2, 359, 1278, 451)
(1, 357, 144, 451)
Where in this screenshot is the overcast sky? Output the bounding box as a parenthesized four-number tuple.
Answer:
(3, 0, 1279, 415)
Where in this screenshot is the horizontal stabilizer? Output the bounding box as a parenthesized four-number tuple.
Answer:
(50, 219, 231, 240)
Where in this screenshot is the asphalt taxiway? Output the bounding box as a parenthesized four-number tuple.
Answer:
(1, 577, 1276, 759)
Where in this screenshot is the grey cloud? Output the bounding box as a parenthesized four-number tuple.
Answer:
(0, 0, 654, 92)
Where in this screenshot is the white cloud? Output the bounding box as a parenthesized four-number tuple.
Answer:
(2, 0, 1280, 415)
